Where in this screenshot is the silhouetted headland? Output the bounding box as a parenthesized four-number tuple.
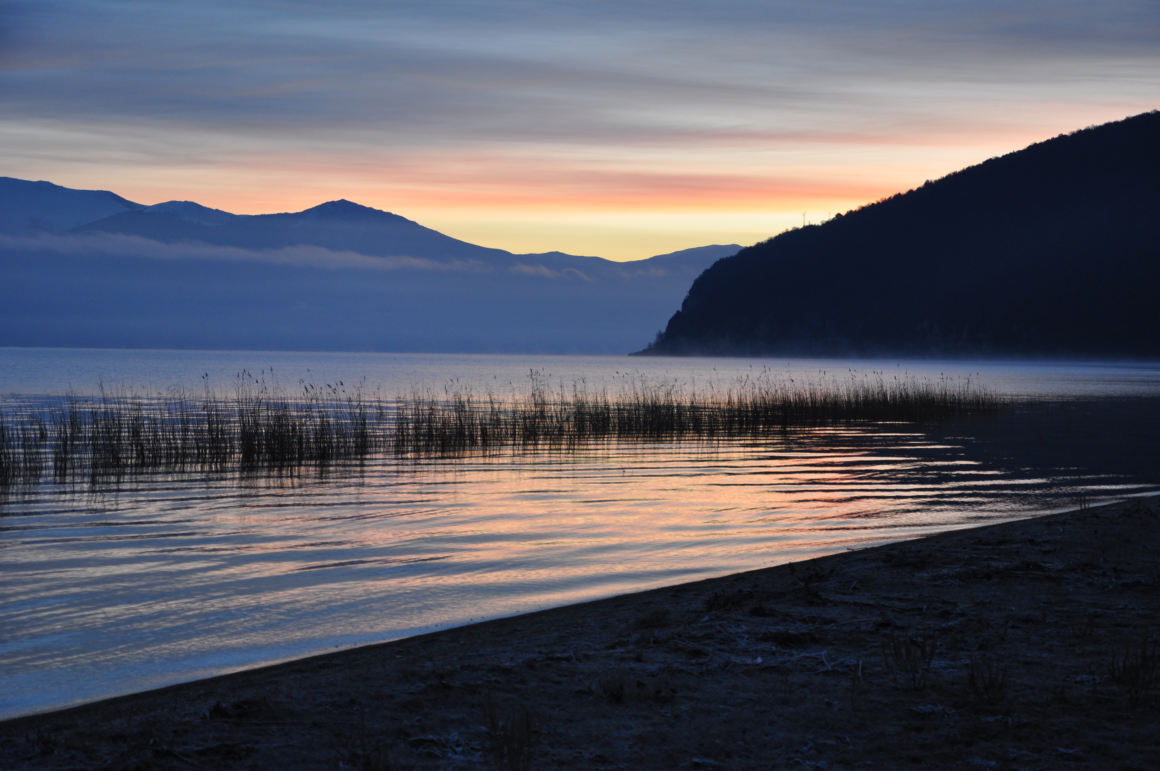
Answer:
(638, 110, 1160, 359)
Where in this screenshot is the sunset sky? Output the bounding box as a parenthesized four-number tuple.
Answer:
(2, 1, 1157, 260)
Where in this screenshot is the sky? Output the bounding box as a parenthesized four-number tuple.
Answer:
(1, 1, 1158, 260)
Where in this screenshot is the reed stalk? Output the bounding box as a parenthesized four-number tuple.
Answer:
(0, 370, 998, 494)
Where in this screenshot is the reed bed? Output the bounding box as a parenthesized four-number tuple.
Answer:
(395, 370, 997, 455)
(0, 370, 998, 494)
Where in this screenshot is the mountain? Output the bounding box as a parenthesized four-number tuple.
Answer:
(0, 177, 142, 236)
(142, 201, 238, 226)
(71, 198, 515, 263)
(0, 180, 740, 354)
(640, 110, 1160, 359)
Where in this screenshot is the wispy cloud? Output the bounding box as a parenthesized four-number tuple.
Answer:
(5, 1, 1154, 138)
(1, 1, 1157, 258)
(509, 262, 592, 281)
(0, 232, 493, 272)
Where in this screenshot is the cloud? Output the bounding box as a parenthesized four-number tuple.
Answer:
(0, 232, 493, 272)
(1, 0, 1157, 259)
(3, 1, 1157, 144)
(509, 263, 592, 282)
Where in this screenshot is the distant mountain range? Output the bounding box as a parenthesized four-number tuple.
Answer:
(639, 110, 1160, 359)
(0, 178, 739, 354)
(0, 178, 143, 236)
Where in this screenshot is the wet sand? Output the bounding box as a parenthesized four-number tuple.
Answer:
(3, 496, 1159, 770)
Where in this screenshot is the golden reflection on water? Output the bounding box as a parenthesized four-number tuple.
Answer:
(2, 422, 1155, 720)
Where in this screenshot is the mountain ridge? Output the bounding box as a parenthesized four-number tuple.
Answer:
(0, 177, 742, 353)
(0, 180, 727, 271)
(69, 196, 514, 264)
(0, 177, 143, 236)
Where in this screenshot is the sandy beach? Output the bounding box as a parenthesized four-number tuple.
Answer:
(3, 496, 1158, 770)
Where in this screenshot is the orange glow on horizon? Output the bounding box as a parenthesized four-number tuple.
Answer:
(17, 105, 1155, 261)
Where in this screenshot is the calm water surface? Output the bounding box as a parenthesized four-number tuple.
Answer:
(2, 348, 1159, 719)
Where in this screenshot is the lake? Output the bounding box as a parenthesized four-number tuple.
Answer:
(2, 348, 1159, 720)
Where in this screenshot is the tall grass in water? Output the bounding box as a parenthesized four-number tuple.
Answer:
(0, 369, 997, 494)
(0, 411, 48, 488)
(0, 372, 384, 494)
(393, 369, 997, 455)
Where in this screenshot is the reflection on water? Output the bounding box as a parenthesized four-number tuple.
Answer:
(3, 394, 1159, 719)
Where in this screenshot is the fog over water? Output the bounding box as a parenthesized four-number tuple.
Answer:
(2, 348, 1158, 719)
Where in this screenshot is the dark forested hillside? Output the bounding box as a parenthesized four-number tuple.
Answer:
(640, 111, 1160, 359)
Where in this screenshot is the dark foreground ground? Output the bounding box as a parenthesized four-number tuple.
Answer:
(3, 497, 1159, 770)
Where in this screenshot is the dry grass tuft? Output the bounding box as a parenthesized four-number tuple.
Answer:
(482, 694, 538, 771)
(966, 654, 1008, 705)
(881, 631, 938, 690)
(1108, 638, 1160, 707)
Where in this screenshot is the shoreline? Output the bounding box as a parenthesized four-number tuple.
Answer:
(0, 510, 1090, 725)
(4, 495, 1159, 768)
